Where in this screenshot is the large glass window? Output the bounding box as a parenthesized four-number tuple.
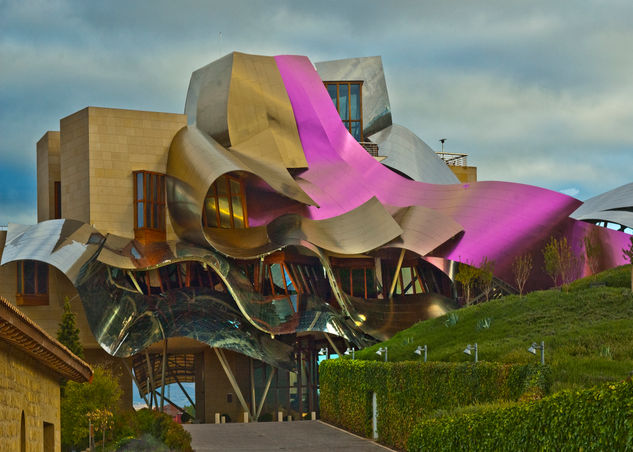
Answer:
(324, 81, 363, 141)
(203, 174, 248, 229)
(16, 260, 49, 306)
(133, 171, 165, 232)
(331, 257, 378, 298)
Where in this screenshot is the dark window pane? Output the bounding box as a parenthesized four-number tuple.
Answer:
(327, 85, 337, 109)
(350, 83, 360, 120)
(17, 261, 22, 293)
(350, 122, 361, 140)
(145, 202, 152, 228)
(23, 261, 35, 294)
(37, 263, 48, 294)
(338, 84, 349, 120)
(153, 200, 159, 228)
(151, 174, 158, 202)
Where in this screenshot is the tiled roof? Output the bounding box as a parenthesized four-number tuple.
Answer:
(0, 295, 93, 382)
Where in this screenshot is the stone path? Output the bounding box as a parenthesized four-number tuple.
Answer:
(183, 420, 394, 451)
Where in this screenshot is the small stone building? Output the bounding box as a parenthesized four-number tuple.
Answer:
(0, 295, 92, 451)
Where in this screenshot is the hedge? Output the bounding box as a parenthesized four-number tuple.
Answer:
(408, 378, 633, 451)
(319, 360, 550, 450)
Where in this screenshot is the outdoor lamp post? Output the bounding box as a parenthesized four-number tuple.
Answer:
(344, 347, 355, 360)
(463, 343, 478, 363)
(376, 346, 388, 362)
(414, 345, 428, 362)
(528, 341, 545, 365)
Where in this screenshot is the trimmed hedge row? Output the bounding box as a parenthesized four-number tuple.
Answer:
(319, 360, 550, 450)
(408, 378, 633, 451)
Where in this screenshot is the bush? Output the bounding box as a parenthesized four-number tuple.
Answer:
(408, 378, 633, 451)
(133, 409, 193, 452)
(319, 360, 550, 450)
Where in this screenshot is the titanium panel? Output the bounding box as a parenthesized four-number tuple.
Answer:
(368, 124, 459, 184)
(571, 182, 633, 229)
(315, 56, 392, 138)
(228, 53, 308, 169)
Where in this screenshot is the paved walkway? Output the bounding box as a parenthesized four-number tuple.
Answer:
(183, 420, 394, 451)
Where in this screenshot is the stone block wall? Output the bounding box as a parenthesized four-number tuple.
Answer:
(0, 340, 61, 451)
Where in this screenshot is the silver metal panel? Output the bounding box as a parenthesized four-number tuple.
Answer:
(315, 56, 392, 138)
(368, 125, 459, 184)
(184, 52, 233, 145)
(571, 182, 633, 229)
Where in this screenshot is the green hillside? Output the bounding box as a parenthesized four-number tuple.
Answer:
(353, 265, 633, 392)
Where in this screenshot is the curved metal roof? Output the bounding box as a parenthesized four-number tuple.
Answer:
(571, 182, 633, 229)
(368, 124, 459, 184)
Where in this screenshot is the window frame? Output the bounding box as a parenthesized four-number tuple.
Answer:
(202, 174, 249, 229)
(323, 81, 364, 141)
(16, 260, 49, 306)
(133, 170, 166, 233)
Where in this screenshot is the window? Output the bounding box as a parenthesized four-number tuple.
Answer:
(54, 181, 61, 219)
(16, 260, 49, 306)
(133, 171, 166, 242)
(331, 257, 378, 298)
(202, 174, 248, 229)
(324, 81, 363, 141)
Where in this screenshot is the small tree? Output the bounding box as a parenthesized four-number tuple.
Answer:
(584, 228, 604, 278)
(542, 236, 581, 288)
(512, 253, 533, 296)
(454, 260, 480, 305)
(57, 297, 83, 359)
(622, 236, 633, 292)
(477, 256, 495, 302)
(62, 367, 122, 449)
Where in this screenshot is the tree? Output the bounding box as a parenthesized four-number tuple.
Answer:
(512, 253, 533, 296)
(584, 228, 604, 277)
(477, 257, 495, 302)
(454, 260, 480, 305)
(542, 236, 582, 288)
(622, 236, 633, 292)
(61, 367, 122, 449)
(57, 297, 83, 359)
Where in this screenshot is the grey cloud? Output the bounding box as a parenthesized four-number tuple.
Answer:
(1, 0, 633, 225)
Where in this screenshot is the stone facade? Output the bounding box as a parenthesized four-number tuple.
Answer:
(0, 340, 60, 451)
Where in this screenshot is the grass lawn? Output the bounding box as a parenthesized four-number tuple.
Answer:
(353, 265, 633, 392)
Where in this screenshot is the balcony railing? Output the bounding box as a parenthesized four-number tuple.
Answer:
(436, 152, 468, 167)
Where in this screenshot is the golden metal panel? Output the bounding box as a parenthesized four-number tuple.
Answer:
(228, 53, 308, 169)
(381, 205, 463, 256)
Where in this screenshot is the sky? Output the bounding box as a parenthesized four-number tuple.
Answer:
(1, 0, 633, 225)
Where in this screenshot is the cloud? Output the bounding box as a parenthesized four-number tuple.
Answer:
(1, 0, 632, 223)
(560, 187, 580, 198)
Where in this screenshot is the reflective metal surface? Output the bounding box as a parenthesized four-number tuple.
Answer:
(368, 124, 459, 184)
(348, 293, 459, 342)
(571, 182, 633, 230)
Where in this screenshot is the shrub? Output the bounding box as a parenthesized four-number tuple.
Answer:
(134, 408, 193, 452)
(408, 378, 633, 451)
(319, 360, 550, 450)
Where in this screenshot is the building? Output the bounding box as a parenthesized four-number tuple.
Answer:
(0, 295, 92, 451)
(0, 52, 630, 423)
